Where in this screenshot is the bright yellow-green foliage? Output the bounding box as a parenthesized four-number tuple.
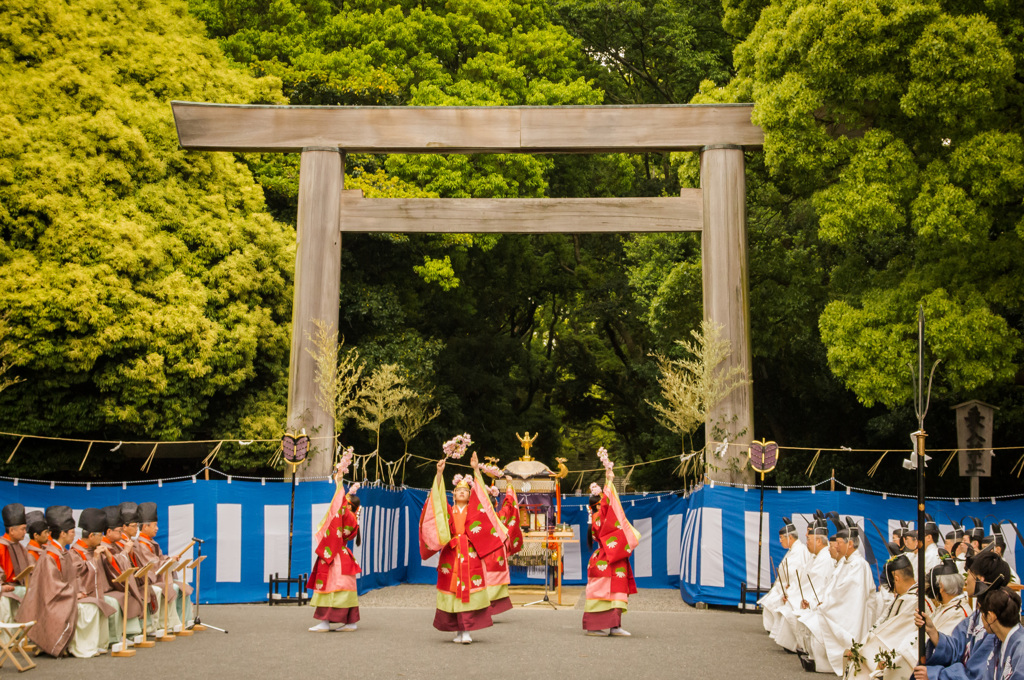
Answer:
(0, 0, 295, 454)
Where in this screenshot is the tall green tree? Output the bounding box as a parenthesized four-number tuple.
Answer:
(0, 0, 292, 475)
(697, 0, 1024, 494)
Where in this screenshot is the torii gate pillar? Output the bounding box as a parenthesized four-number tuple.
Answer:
(287, 148, 343, 471)
(701, 145, 753, 483)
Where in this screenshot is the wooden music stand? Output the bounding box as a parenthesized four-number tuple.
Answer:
(10, 564, 32, 588)
(155, 559, 180, 641)
(110, 567, 138, 657)
(186, 555, 207, 631)
(171, 562, 193, 636)
(134, 561, 156, 648)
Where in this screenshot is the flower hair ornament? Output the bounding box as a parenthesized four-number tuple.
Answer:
(452, 474, 475, 489)
(489, 485, 499, 497)
(589, 482, 602, 496)
(347, 482, 361, 496)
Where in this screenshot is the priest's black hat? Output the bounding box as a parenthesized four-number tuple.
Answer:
(973, 572, 1008, 600)
(2, 503, 25, 529)
(928, 557, 961, 597)
(968, 517, 985, 541)
(946, 519, 964, 541)
(78, 508, 107, 536)
(45, 505, 75, 534)
(923, 513, 939, 539)
(989, 524, 1006, 549)
(779, 516, 797, 537)
(809, 516, 829, 537)
(137, 502, 158, 524)
(882, 545, 913, 591)
(844, 516, 862, 538)
(118, 502, 140, 525)
(103, 506, 121, 530)
(25, 511, 47, 537)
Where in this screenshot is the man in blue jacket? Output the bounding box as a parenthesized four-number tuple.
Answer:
(913, 549, 1012, 680)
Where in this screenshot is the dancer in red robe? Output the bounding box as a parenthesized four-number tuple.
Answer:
(307, 474, 361, 632)
(420, 452, 507, 644)
(481, 475, 523, 616)
(583, 468, 640, 636)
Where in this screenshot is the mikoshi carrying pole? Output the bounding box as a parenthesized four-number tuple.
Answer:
(748, 440, 779, 605)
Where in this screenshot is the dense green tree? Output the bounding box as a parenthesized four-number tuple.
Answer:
(0, 0, 292, 476)
(696, 0, 1024, 495)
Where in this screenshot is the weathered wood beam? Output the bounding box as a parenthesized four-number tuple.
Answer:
(171, 101, 763, 153)
(287, 148, 343, 477)
(701, 145, 754, 485)
(338, 190, 703, 233)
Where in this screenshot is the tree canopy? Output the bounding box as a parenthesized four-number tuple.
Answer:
(2, 0, 1023, 496)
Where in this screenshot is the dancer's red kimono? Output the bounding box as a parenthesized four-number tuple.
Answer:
(481, 475, 523, 615)
(307, 483, 361, 626)
(420, 471, 507, 632)
(583, 481, 640, 631)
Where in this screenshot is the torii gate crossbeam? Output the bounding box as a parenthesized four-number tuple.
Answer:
(171, 102, 763, 482)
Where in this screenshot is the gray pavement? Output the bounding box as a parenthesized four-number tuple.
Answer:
(23, 586, 810, 680)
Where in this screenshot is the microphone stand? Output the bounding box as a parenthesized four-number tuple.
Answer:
(189, 541, 228, 633)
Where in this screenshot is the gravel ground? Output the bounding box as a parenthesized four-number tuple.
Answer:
(22, 587, 808, 680)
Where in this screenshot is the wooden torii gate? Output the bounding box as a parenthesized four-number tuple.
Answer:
(171, 102, 764, 480)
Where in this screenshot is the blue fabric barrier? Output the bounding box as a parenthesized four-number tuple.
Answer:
(1, 478, 1018, 606)
(678, 485, 1024, 607)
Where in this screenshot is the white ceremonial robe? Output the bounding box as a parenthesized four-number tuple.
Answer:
(798, 551, 875, 675)
(773, 547, 836, 652)
(932, 593, 971, 637)
(845, 585, 933, 680)
(924, 543, 941, 574)
(761, 540, 811, 633)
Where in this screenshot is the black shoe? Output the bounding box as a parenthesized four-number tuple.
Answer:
(798, 654, 816, 673)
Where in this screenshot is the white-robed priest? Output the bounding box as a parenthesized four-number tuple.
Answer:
(773, 512, 835, 653)
(843, 543, 934, 680)
(761, 516, 811, 634)
(927, 559, 970, 636)
(796, 514, 875, 674)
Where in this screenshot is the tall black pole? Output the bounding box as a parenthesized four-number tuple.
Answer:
(756, 470, 765, 603)
(288, 465, 297, 582)
(915, 307, 926, 665)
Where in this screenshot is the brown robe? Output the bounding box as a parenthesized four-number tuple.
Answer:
(135, 535, 189, 602)
(26, 540, 46, 565)
(17, 543, 78, 657)
(98, 537, 145, 619)
(0, 535, 30, 603)
(68, 541, 116, 617)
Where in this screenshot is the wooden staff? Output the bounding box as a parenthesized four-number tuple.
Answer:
(807, 571, 822, 606)
(795, 569, 807, 606)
